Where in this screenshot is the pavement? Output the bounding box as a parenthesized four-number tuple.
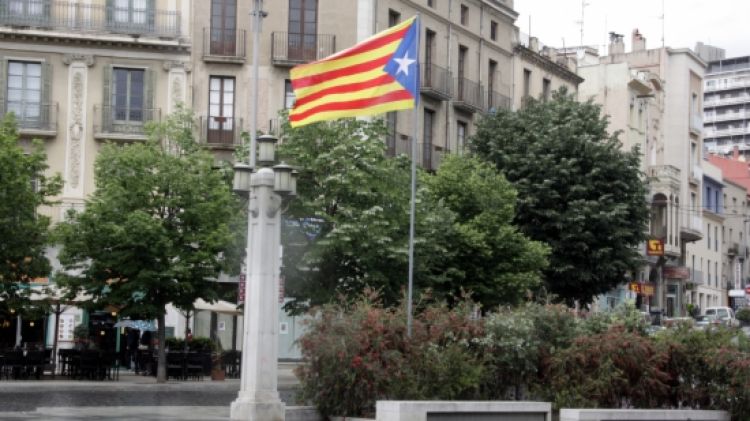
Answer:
(0, 363, 304, 420)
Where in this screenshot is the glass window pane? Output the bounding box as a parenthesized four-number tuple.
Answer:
(130, 94, 143, 110)
(7, 103, 21, 116)
(223, 92, 234, 106)
(210, 78, 220, 90)
(25, 90, 41, 102)
(222, 104, 233, 117)
(130, 109, 143, 121)
(8, 62, 23, 76)
(209, 104, 220, 117)
(27, 77, 41, 90)
(8, 75, 22, 88)
(224, 119, 233, 130)
(7, 89, 22, 101)
(27, 64, 41, 77)
(25, 104, 40, 118)
(224, 79, 234, 92)
(304, 0, 317, 10)
(114, 94, 129, 108)
(209, 91, 220, 104)
(133, 0, 147, 9)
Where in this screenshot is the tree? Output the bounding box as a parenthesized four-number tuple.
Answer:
(422, 155, 548, 308)
(57, 109, 235, 382)
(471, 89, 649, 305)
(0, 115, 62, 310)
(278, 117, 546, 311)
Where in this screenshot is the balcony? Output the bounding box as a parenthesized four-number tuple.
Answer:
(703, 125, 750, 138)
(487, 90, 511, 112)
(704, 95, 750, 107)
(689, 269, 704, 286)
(391, 135, 444, 171)
(703, 111, 750, 123)
(420, 63, 452, 101)
(728, 242, 740, 257)
(4, 102, 57, 137)
(271, 32, 336, 67)
(680, 215, 703, 242)
(198, 116, 244, 149)
(453, 77, 484, 113)
(705, 79, 750, 92)
(649, 165, 681, 190)
(202, 28, 246, 64)
(689, 165, 702, 186)
(93, 105, 160, 141)
(690, 115, 702, 135)
(0, 0, 181, 39)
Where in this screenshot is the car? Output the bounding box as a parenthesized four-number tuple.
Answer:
(694, 314, 721, 330)
(704, 307, 740, 328)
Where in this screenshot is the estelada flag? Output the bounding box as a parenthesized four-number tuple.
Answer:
(289, 16, 420, 128)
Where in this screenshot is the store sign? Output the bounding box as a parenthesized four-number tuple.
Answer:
(629, 282, 655, 296)
(663, 266, 690, 279)
(238, 274, 246, 305)
(646, 239, 664, 256)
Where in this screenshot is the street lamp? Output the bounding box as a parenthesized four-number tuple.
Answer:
(230, 134, 296, 421)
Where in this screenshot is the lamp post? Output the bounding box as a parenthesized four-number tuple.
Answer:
(230, 135, 296, 421)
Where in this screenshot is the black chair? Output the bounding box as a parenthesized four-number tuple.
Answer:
(222, 351, 241, 379)
(24, 350, 45, 379)
(166, 352, 185, 380)
(3, 351, 25, 380)
(78, 350, 102, 380)
(185, 352, 204, 380)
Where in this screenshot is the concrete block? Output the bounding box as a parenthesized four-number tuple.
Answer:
(375, 401, 552, 421)
(286, 406, 324, 421)
(559, 408, 730, 421)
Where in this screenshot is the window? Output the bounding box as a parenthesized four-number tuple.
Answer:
(288, 0, 318, 61)
(490, 21, 498, 41)
(388, 9, 400, 26)
(457, 45, 467, 99)
(427, 0, 434, 8)
(523, 68, 531, 100)
(460, 5, 468, 25)
(708, 259, 711, 286)
(284, 79, 296, 109)
(457, 121, 467, 153)
(112, 67, 144, 123)
(210, 0, 238, 56)
(207, 76, 235, 144)
(6, 61, 42, 125)
(385, 112, 397, 156)
(423, 109, 434, 170)
(715, 261, 718, 285)
(715, 226, 718, 251)
(542, 78, 551, 102)
(707, 223, 711, 248)
(110, 0, 151, 29)
(9, 0, 46, 18)
(424, 29, 436, 87)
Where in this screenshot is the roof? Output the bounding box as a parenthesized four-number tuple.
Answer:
(708, 154, 750, 196)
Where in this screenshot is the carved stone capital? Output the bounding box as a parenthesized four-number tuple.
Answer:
(62, 54, 95, 67)
(162, 60, 191, 73)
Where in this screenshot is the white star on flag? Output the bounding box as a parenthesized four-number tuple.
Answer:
(394, 53, 416, 76)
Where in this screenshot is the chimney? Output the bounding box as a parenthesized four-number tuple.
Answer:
(529, 36, 539, 52)
(609, 32, 625, 55)
(734, 145, 740, 160)
(632, 29, 646, 52)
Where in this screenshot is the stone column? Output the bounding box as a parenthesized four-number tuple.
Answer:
(61, 54, 94, 219)
(230, 168, 284, 421)
(163, 61, 190, 114)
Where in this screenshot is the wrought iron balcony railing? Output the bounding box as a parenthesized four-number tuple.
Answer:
(391, 136, 444, 171)
(454, 77, 484, 113)
(199, 115, 244, 147)
(202, 27, 246, 62)
(271, 32, 336, 66)
(421, 63, 452, 100)
(94, 105, 160, 139)
(0, 0, 181, 38)
(3, 102, 57, 135)
(487, 90, 511, 112)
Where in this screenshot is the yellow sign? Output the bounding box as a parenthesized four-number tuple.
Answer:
(646, 239, 664, 256)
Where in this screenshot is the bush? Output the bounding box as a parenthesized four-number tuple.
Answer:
(736, 307, 750, 325)
(546, 326, 670, 409)
(165, 336, 216, 352)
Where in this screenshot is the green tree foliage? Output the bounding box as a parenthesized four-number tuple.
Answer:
(277, 118, 546, 311)
(471, 89, 650, 305)
(423, 155, 548, 307)
(0, 115, 62, 309)
(56, 109, 235, 382)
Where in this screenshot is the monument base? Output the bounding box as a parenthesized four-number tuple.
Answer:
(230, 395, 285, 421)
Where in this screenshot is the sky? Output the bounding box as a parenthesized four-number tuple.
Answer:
(514, 0, 750, 59)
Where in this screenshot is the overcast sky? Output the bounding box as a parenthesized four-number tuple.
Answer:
(514, 0, 750, 59)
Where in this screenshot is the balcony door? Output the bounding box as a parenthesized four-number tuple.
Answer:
(424, 30, 435, 87)
(288, 0, 318, 61)
(208, 76, 235, 145)
(423, 109, 434, 170)
(6, 61, 42, 127)
(457, 46, 467, 101)
(108, 0, 154, 33)
(210, 0, 237, 56)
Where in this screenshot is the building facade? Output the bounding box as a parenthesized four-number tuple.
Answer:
(703, 55, 750, 159)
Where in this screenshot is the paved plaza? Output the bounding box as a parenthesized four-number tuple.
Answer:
(0, 363, 302, 420)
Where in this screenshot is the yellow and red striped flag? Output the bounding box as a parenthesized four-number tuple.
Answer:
(289, 16, 420, 128)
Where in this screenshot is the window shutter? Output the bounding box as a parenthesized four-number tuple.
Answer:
(0, 58, 6, 116)
(102, 64, 113, 131)
(144, 67, 155, 122)
(41, 61, 52, 127)
(105, 0, 113, 28)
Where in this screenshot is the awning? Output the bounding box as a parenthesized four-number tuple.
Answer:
(193, 298, 241, 315)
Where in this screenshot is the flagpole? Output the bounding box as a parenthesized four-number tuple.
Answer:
(406, 14, 421, 338)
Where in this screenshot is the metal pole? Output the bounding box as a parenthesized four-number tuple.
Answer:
(249, 0, 263, 168)
(406, 15, 421, 338)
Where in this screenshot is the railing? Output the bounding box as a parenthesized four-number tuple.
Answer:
(690, 115, 702, 134)
(649, 165, 681, 184)
(454, 77, 484, 111)
(94, 105, 160, 137)
(3, 102, 57, 133)
(392, 137, 443, 171)
(691, 269, 704, 285)
(421, 63, 452, 99)
(728, 242, 740, 256)
(690, 165, 703, 182)
(198, 116, 244, 147)
(487, 90, 511, 111)
(690, 216, 702, 233)
(704, 126, 750, 137)
(0, 0, 181, 38)
(202, 27, 246, 60)
(704, 111, 750, 123)
(705, 79, 750, 92)
(271, 32, 336, 65)
(704, 95, 750, 107)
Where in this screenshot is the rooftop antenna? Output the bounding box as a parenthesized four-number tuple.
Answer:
(576, 0, 590, 46)
(660, 0, 665, 47)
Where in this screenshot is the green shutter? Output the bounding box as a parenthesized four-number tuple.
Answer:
(102, 64, 113, 131)
(105, 0, 113, 29)
(0, 58, 6, 117)
(143, 67, 155, 122)
(147, 0, 156, 34)
(41, 61, 52, 127)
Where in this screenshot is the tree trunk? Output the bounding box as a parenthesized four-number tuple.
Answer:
(52, 303, 61, 378)
(156, 312, 167, 383)
(183, 310, 190, 353)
